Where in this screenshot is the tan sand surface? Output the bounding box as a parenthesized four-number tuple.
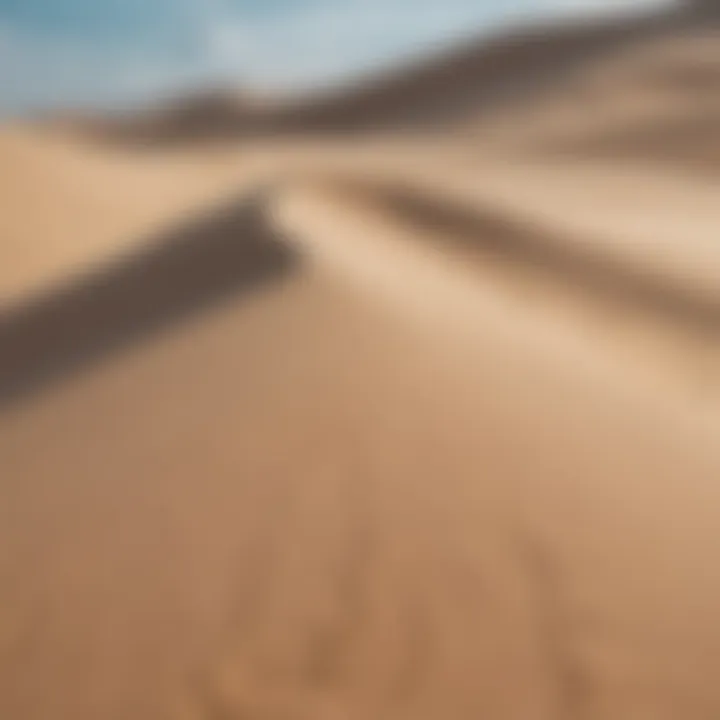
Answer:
(1, 7, 719, 719)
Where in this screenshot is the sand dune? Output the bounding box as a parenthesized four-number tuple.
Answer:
(284, 174, 718, 397)
(501, 29, 720, 167)
(1, 6, 720, 720)
(0, 126, 246, 305)
(84, 1, 719, 146)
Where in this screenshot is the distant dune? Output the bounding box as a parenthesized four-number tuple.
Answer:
(1, 3, 719, 720)
(79, 0, 720, 145)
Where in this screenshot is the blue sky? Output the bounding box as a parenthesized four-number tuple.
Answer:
(0, 0, 670, 115)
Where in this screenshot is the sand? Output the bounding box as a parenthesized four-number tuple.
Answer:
(1, 8, 719, 720)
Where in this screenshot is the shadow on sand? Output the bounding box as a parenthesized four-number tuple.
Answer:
(328, 178, 720, 338)
(0, 190, 300, 411)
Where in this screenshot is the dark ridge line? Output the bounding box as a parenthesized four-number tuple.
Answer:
(93, 5, 718, 146)
(328, 177, 720, 337)
(0, 191, 300, 411)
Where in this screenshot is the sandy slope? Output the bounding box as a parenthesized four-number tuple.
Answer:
(279, 177, 718, 414)
(0, 126, 245, 305)
(1, 12, 720, 720)
(2, 183, 719, 720)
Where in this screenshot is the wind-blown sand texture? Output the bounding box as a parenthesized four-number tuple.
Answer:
(1, 5, 719, 719)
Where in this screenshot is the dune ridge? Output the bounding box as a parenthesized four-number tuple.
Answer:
(79, 1, 718, 144)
